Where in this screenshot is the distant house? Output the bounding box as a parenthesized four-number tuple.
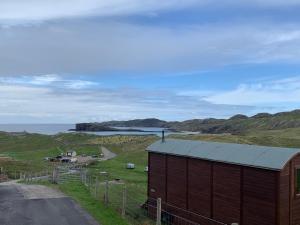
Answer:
(66, 151, 77, 157)
(147, 138, 300, 225)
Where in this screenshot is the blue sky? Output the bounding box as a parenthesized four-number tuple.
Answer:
(1, 0, 300, 123)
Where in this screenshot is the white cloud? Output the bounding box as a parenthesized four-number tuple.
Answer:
(1, 0, 300, 26)
(204, 76, 300, 106)
(0, 74, 99, 89)
(0, 0, 201, 25)
(29, 74, 61, 85)
(0, 78, 253, 123)
(1, 21, 300, 76)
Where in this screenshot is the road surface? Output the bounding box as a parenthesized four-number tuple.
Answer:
(0, 181, 99, 225)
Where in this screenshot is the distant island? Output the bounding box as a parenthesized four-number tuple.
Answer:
(74, 109, 300, 134)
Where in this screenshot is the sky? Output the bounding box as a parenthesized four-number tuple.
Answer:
(1, 1, 300, 123)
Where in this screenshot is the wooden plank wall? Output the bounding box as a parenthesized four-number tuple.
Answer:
(213, 163, 241, 224)
(188, 159, 211, 217)
(291, 155, 300, 225)
(148, 153, 167, 201)
(242, 168, 277, 225)
(148, 152, 280, 225)
(166, 155, 188, 209)
(279, 162, 290, 225)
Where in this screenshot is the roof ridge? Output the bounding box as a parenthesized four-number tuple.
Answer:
(147, 138, 300, 171)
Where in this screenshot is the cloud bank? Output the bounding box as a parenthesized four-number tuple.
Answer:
(1, 0, 300, 25)
(1, 21, 300, 76)
(0, 0, 201, 25)
(0, 74, 255, 123)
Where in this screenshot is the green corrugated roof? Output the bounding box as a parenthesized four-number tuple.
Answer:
(147, 139, 300, 171)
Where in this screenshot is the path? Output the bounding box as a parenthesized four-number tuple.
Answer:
(100, 146, 116, 161)
(0, 181, 100, 225)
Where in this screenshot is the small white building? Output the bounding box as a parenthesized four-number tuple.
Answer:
(126, 163, 135, 169)
(66, 151, 77, 157)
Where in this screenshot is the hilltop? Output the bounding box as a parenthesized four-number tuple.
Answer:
(76, 109, 300, 134)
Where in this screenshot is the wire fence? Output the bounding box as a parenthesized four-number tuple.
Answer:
(72, 168, 230, 225)
(1, 165, 233, 225)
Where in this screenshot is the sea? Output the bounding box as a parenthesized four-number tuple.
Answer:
(0, 124, 171, 136)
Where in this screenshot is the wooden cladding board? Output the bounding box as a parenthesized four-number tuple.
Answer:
(213, 163, 241, 224)
(279, 162, 290, 225)
(148, 153, 167, 201)
(291, 155, 300, 225)
(166, 155, 188, 209)
(188, 159, 212, 217)
(148, 152, 288, 225)
(242, 167, 277, 225)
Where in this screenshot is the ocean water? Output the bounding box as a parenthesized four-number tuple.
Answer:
(0, 124, 74, 135)
(0, 124, 168, 136)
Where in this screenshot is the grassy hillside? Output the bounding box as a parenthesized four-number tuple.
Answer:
(83, 109, 300, 134)
(169, 127, 300, 148)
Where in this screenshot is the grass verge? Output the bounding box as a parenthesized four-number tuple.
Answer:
(34, 180, 130, 225)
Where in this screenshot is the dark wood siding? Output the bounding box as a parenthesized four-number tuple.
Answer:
(213, 163, 241, 224)
(166, 155, 188, 209)
(291, 154, 300, 225)
(188, 158, 212, 217)
(148, 151, 300, 225)
(148, 153, 167, 201)
(243, 167, 277, 225)
(279, 163, 290, 225)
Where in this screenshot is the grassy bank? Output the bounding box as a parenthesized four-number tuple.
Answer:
(59, 181, 129, 225)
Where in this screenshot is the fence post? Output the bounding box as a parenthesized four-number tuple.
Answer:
(156, 198, 162, 225)
(52, 169, 55, 183)
(122, 185, 127, 218)
(89, 174, 93, 194)
(95, 177, 99, 198)
(105, 179, 109, 206)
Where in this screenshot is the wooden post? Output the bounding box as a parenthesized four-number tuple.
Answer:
(105, 178, 109, 206)
(84, 171, 87, 186)
(95, 177, 99, 198)
(156, 198, 162, 225)
(122, 185, 127, 218)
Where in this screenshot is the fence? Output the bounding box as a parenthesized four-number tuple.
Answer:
(72, 169, 233, 225)
(1, 165, 236, 225)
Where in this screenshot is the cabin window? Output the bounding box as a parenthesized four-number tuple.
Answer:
(296, 168, 300, 195)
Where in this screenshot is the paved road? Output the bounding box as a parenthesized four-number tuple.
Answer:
(0, 182, 99, 225)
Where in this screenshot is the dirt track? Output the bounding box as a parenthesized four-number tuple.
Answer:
(101, 146, 117, 160)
